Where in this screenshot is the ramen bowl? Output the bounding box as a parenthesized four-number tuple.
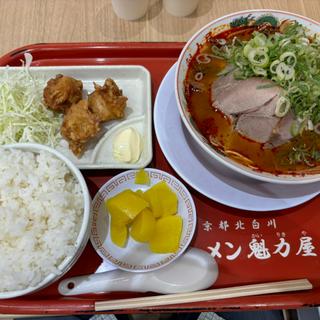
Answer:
(175, 9, 320, 184)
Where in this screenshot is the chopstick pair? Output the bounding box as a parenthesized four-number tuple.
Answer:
(95, 279, 312, 311)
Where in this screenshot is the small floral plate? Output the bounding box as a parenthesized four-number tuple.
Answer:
(90, 168, 197, 272)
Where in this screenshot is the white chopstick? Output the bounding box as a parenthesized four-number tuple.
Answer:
(95, 279, 312, 311)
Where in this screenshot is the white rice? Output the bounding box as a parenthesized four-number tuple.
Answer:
(0, 148, 83, 292)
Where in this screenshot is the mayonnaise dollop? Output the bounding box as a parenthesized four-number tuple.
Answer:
(113, 127, 142, 163)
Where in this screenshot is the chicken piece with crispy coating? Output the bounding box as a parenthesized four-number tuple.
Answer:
(43, 74, 83, 113)
(88, 78, 128, 122)
(61, 100, 100, 156)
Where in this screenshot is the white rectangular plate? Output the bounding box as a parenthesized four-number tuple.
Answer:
(3, 65, 153, 169)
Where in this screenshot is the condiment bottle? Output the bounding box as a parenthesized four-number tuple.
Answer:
(163, 0, 200, 17)
(111, 0, 149, 20)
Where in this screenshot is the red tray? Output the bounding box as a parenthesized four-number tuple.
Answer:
(1, 42, 320, 315)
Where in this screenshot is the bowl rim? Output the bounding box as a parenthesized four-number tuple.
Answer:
(90, 167, 197, 273)
(0, 143, 91, 299)
(175, 9, 320, 184)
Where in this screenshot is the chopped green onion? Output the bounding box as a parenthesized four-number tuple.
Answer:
(253, 32, 267, 47)
(243, 44, 253, 58)
(196, 54, 213, 64)
(314, 123, 320, 135)
(280, 52, 297, 66)
(247, 48, 270, 67)
(279, 38, 291, 48)
(290, 121, 300, 136)
(252, 66, 267, 77)
(211, 22, 320, 126)
(299, 120, 308, 134)
(275, 96, 291, 117)
(270, 60, 280, 73)
(298, 37, 310, 46)
(275, 62, 295, 81)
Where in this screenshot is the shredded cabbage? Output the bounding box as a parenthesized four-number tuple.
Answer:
(0, 66, 62, 146)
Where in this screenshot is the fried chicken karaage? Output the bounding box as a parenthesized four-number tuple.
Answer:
(88, 78, 128, 122)
(61, 100, 100, 156)
(43, 74, 83, 113)
(45, 75, 128, 157)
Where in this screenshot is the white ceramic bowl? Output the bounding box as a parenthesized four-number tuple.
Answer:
(175, 9, 320, 184)
(90, 168, 197, 272)
(0, 143, 91, 299)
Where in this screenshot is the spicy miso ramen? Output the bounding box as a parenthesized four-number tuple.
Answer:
(184, 20, 320, 175)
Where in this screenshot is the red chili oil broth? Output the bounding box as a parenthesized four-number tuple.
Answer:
(184, 27, 320, 175)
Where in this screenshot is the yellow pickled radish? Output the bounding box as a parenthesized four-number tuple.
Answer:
(130, 208, 155, 242)
(143, 181, 178, 218)
(110, 219, 128, 248)
(135, 189, 150, 204)
(135, 189, 144, 197)
(105, 189, 149, 224)
(135, 169, 151, 185)
(149, 215, 183, 254)
(106, 201, 131, 225)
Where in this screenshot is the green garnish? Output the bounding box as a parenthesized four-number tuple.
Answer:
(287, 143, 320, 167)
(212, 22, 320, 125)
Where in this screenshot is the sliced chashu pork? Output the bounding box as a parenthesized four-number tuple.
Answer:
(266, 111, 295, 148)
(211, 71, 295, 146)
(212, 73, 281, 115)
(235, 96, 280, 143)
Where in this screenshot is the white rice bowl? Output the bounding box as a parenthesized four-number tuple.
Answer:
(0, 143, 91, 299)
